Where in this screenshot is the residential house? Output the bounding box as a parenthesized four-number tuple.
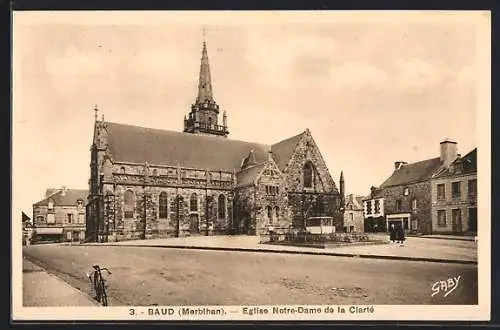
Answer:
(368, 139, 472, 235)
(431, 148, 477, 234)
(22, 211, 33, 245)
(343, 194, 364, 233)
(362, 186, 385, 232)
(33, 187, 88, 243)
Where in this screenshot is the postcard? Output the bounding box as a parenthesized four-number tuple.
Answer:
(12, 10, 491, 321)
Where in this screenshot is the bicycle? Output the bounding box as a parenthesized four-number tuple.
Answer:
(86, 265, 112, 306)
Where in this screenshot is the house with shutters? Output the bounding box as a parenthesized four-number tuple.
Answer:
(86, 40, 344, 242)
(32, 187, 87, 243)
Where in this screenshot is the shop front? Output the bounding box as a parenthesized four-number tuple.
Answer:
(386, 213, 411, 233)
(34, 227, 64, 243)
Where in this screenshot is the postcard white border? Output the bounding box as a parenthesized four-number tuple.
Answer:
(11, 10, 491, 321)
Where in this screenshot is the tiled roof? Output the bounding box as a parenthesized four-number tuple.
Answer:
(236, 163, 266, 187)
(380, 157, 442, 188)
(34, 189, 88, 207)
(271, 132, 305, 171)
(105, 122, 270, 171)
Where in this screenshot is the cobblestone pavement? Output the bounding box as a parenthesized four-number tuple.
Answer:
(23, 244, 478, 306)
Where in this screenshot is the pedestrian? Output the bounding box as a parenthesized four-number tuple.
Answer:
(389, 224, 396, 244)
(398, 226, 406, 246)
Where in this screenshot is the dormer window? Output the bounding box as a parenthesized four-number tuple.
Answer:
(76, 199, 84, 209)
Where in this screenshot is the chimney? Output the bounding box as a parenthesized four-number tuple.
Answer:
(61, 186, 67, 196)
(394, 161, 407, 170)
(440, 138, 458, 166)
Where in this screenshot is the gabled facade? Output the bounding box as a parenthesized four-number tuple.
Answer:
(343, 194, 364, 233)
(431, 148, 477, 234)
(86, 40, 343, 242)
(33, 187, 87, 243)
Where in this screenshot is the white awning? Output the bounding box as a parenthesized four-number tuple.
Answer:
(35, 227, 63, 235)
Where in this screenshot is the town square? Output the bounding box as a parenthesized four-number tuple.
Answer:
(12, 10, 489, 320)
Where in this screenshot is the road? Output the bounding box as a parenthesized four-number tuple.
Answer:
(23, 244, 477, 306)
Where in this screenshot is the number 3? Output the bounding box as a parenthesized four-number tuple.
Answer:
(129, 308, 135, 315)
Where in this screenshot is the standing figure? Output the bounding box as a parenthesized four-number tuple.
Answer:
(389, 224, 396, 243)
(398, 226, 406, 246)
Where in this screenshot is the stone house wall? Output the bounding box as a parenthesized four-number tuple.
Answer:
(431, 173, 477, 233)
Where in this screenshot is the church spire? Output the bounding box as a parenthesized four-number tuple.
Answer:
(184, 34, 229, 138)
(196, 39, 214, 104)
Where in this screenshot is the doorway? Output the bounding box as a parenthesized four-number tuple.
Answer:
(452, 209, 462, 233)
(468, 207, 477, 232)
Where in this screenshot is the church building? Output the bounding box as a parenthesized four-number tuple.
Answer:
(86, 41, 344, 242)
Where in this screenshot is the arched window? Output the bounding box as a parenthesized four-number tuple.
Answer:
(124, 190, 135, 219)
(267, 205, 273, 224)
(159, 192, 168, 219)
(218, 194, 226, 219)
(120, 166, 126, 174)
(303, 162, 314, 188)
(190, 193, 198, 212)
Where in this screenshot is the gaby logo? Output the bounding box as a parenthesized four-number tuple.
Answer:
(431, 275, 461, 298)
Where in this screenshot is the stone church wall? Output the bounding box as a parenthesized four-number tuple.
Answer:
(103, 182, 232, 241)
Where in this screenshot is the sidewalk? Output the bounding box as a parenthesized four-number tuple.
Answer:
(23, 258, 98, 307)
(85, 235, 477, 264)
(417, 234, 476, 241)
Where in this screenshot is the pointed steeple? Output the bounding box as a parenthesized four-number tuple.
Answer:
(196, 41, 215, 104)
(183, 35, 229, 138)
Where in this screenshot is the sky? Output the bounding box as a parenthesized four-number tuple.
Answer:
(12, 11, 487, 218)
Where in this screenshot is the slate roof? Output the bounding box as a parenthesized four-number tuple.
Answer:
(105, 122, 270, 171)
(433, 148, 477, 178)
(271, 132, 305, 171)
(34, 189, 88, 207)
(104, 122, 306, 173)
(462, 148, 477, 172)
(236, 163, 266, 187)
(355, 196, 365, 207)
(379, 157, 442, 188)
(345, 194, 364, 211)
